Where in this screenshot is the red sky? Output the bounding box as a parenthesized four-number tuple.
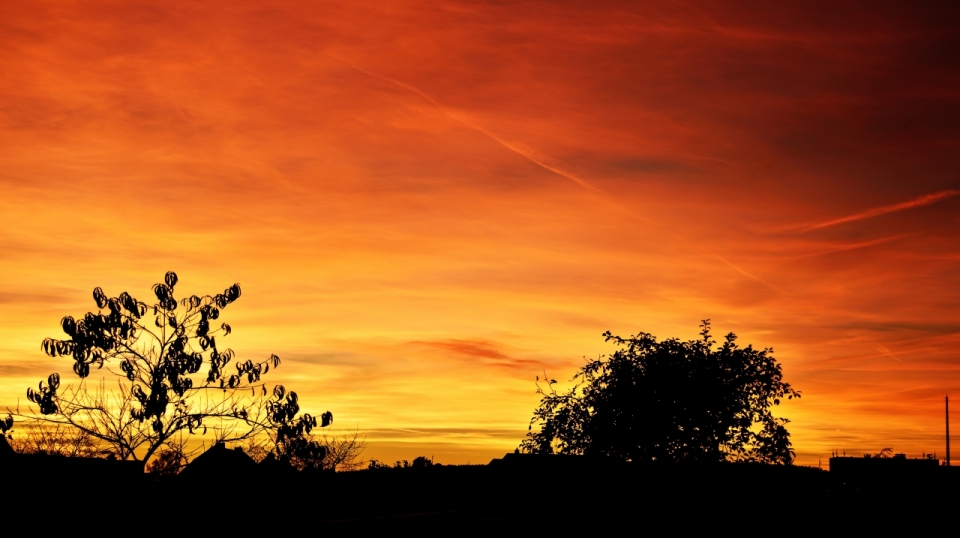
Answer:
(1, 0, 959, 465)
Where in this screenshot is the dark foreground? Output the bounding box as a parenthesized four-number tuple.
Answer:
(3, 453, 958, 531)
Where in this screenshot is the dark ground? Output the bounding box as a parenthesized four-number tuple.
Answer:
(3, 453, 957, 531)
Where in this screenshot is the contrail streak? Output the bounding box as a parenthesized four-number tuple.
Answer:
(337, 56, 784, 295)
(789, 233, 914, 259)
(801, 189, 959, 232)
(713, 254, 785, 294)
(876, 345, 903, 363)
(341, 59, 602, 193)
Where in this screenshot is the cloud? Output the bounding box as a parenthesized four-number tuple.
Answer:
(409, 339, 510, 360)
(407, 339, 548, 376)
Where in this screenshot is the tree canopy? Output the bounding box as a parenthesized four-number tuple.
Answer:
(14, 272, 331, 467)
(520, 321, 799, 464)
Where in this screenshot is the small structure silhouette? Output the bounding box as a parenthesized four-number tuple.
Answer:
(257, 451, 299, 478)
(830, 453, 940, 491)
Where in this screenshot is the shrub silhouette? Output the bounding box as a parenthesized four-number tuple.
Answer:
(521, 320, 799, 464)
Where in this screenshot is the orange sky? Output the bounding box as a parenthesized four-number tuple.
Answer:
(1, 0, 959, 466)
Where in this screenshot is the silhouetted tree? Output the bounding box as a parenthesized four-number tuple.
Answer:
(411, 455, 434, 468)
(366, 456, 433, 470)
(239, 426, 364, 471)
(366, 459, 392, 470)
(318, 430, 367, 471)
(146, 447, 187, 477)
(12, 272, 331, 468)
(521, 320, 799, 464)
(8, 422, 101, 457)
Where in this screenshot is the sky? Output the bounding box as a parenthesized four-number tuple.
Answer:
(1, 0, 959, 466)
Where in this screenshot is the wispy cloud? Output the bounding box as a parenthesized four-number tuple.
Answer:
(408, 339, 548, 375)
(409, 339, 509, 360)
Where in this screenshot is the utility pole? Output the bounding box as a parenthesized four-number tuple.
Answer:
(947, 395, 951, 467)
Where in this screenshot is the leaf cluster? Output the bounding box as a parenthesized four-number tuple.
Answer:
(266, 385, 334, 470)
(1, 415, 13, 438)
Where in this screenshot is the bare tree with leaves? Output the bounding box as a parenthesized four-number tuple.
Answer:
(318, 430, 367, 471)
(12, 272, 332, 468)
(236, 427, 363, 472)
(7, 421, 101, 457)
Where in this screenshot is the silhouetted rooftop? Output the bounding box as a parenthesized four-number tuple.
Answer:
(178, 442, 258, 481)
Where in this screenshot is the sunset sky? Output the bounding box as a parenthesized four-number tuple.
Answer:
(1, 1, 959, 466)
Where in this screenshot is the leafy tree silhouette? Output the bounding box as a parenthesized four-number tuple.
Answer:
(12, 272, 332, 468)
(521, 320, 799, 464)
